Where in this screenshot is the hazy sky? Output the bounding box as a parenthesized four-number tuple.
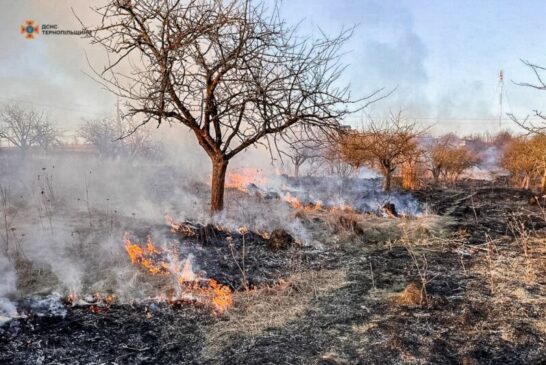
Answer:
(1, 0, 546, 136)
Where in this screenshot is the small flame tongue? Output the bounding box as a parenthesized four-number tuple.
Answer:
(167, 253, 196, 284)
(181, 256, 195, 282)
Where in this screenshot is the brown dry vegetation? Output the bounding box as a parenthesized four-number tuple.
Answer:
(1, 180, 545, 364)
(337, 112, 423, 191)
(502, 134, 546, 191)
(427, 134, 481, 184)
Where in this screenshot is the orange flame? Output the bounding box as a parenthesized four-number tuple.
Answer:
(124, 233, 168, 275)
(282, 193, 355, 213)
(283, 193, 304, 209)
(164, 214, 196, 236)
(123, 233, 233, 314)
(225, 168, 268, 192)
(282, 193, 322, 211)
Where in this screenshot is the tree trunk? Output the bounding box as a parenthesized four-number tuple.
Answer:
(20, 145, 28, 160)
(294, 162, 300, 178)
(210, 158, 228, 214)
(521, 175, 529, 190)
(540, 168, 546, 194)
(432, 168, 440, 184)
(383, 170, 392, 192)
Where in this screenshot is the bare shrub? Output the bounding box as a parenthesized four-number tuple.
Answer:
(502, 135, 546, 191)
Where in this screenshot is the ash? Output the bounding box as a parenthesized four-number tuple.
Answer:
(1, 180, 545, 364)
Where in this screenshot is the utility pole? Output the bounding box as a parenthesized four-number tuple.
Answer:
(498, 70, 504, 127)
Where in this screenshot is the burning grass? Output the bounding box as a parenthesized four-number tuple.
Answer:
(1, 180, 546, 364)
(123, 233, 233, 314)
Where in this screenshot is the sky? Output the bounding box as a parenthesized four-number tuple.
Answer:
(1, 0, 546, 137)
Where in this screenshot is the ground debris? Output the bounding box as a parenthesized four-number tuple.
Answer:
(1, 180, 545, 364)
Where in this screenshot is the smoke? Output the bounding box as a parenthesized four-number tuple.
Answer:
(0, 1, 458, 320)
(0, 255, 17, 321)
(0, 1, 114, 132)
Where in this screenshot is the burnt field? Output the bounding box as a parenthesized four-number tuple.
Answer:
(1, 179, 545, 365)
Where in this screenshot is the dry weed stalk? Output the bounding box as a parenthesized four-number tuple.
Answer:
(400, 225, 431, 306)
(37, 172, 55, 234)
(507, 218, 536, 282)
(484, 234, 497, 293)
(369, 261, 376, 290)
(227, 235, 248, 290)
(84, 173, 93, 229)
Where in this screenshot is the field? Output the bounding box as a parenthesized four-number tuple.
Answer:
(0, 157, 544, 364)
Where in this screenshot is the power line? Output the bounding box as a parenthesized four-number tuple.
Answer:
(343, 116, 514, 122)
(0, 96, 108, 117)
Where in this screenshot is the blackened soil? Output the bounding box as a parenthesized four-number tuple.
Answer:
(1, 181, 545, 364)
(1, 304, 214, 365)
(414, 182, 546, 243)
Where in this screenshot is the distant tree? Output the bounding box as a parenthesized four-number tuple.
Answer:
(0, 104, 60, 158)
(82, 0, 384, 213)
(321, 144, 356, 179)
(79, 117, 159, 160)
(426, 134, 480, 184)
(426, 133, 459, 183)
(442, 145, 480, 183)
(337, 112, 423, 191)
(502, 135, 546, 191)
(281, 127, 335, 177)
(491, 131, 514, 150)
(79, 118, 123, 158)
(502, 137, 536, 189)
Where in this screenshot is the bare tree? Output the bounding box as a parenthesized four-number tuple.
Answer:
(79, 118, 123, 158)
(320, 144, 356, 178)
(280, 127, 336, 177)
(81, 0, 383, 212)
(441, 145, 480, 183)
(509, 60, 546, 134)
(426, 133, 459, 183)
(337, 112, 423, 191)
(0, 104, 60, 159)
(79, 117, 159, 160)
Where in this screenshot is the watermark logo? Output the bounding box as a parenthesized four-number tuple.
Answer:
(19, 20, 91, 39)
(20, 20, 39, 39)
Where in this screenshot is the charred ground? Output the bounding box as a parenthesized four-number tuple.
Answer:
(1, 180, 545, 365)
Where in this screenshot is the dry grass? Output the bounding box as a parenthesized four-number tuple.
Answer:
(392, 282, 425, 307)
(299, 208, 449, 245)
(202, 269, 347, 360)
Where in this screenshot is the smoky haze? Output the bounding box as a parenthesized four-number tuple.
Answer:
(0, 0, 543, 321)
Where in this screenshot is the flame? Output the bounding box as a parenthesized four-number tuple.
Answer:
(124, 233, 168, 275)
(209, 279, 233, 312)
(123, 233, 233, 314)
(64, 292, 116, 313)
(282, 193, 353, 213)
(66, 292, 78, 305)
(283, 192, 304, 209)
(165, 214, 196, 236)
(225, 168, 268, 192)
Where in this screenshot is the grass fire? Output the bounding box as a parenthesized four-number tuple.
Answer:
(0, 1, 545, 364)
